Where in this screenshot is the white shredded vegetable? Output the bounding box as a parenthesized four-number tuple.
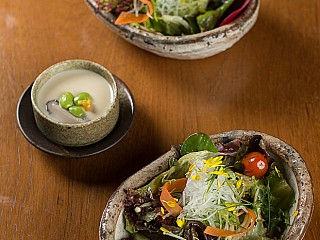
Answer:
(179, 152, 251, 231)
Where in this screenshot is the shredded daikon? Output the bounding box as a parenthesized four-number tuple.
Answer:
(179, 152, 251, 231)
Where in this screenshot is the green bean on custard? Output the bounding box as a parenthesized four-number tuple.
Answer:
(74, 92, 93, 111)
(58, 91, 92, 118)
(59, 92, 74, 109)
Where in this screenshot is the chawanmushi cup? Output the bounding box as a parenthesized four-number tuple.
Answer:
(31, 60, 119, 147)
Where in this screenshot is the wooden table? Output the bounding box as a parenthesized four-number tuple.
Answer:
(1, 0, 319, 239)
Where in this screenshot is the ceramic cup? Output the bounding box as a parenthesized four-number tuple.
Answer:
(31, 60, 119, 147)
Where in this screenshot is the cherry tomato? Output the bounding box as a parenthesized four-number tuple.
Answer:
(241, 152, 268, 179)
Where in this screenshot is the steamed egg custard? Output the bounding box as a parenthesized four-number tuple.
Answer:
(37, 69, 114, 123)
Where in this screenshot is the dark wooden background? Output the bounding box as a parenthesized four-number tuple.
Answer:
(0, 0, 319, 239)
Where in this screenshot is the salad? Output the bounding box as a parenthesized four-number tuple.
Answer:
(96, 0, 251, 36)
(121, 133, 296, 239)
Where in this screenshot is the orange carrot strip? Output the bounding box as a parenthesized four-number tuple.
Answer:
(204, 208, 256, 237)
(115, 0, 153, 25)
(204, 227, 239, 237)
(242, 208, 256, 232)
(139, 0, 154, 15)
(115, 12, 149, 25)
(164, 178, 187, 192)
(160, 178, 187, 217)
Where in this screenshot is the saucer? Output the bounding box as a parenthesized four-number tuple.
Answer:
(17, 75, 135, 158)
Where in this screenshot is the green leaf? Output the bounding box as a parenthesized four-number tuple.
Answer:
(266, 169, 295, 211)
(180, 132, 218, 156)
(257, 168, 296, 237)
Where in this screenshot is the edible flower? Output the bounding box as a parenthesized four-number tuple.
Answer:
(292, 210, 299, 217)
(77, 99, 92, 111)
(203, 156, 223, 170)
(225, 203, 236, 212)
(176, 217, 186, 228)
(160, 227, 170, 233)
(275, 166, 281, 177)
(236, 178, 243, 189)
(210, 167, 229, 177)
(160, 207, 165, 215)
(191, 170, 201, 181)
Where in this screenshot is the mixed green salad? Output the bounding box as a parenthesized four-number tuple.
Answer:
(121, 133, 296, 240)
(96, 0, 251, 36)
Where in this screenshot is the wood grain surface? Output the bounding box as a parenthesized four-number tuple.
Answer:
(0, 0, 319, 239)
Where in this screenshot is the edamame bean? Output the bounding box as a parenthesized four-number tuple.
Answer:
(68, 106, 85, 118)
(59, 92, 74, 109)
(74, 92, 92, 110)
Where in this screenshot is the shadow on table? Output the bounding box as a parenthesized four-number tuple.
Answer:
(39, 107, 166, 185)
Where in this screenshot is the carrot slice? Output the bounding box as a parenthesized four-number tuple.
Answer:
(115, 0, 154, 25)
(115, 12, 149, 24)
(140, 0, 154, 15)
(204, 208, 256, 237)
(163, 178, 187, 192)
(160, 178, 187, 217)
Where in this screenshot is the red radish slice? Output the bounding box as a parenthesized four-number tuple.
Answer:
(219, 0, 251, 27)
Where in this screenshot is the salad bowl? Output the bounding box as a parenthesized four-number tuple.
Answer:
(86, 0, 260, 60)
(99, 130, 313, 240)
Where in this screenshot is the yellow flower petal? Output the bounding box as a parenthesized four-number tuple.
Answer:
(191, 171, 201, 181)
(166, 201, 176, 208)
(236, 178, 243, 189)
(275, 166, 281, 177)
(203, 156, 223, 169)
(161, 207, 165, 215)
(225, 203, 236, 212)
(160, 227, 170, 233)
(176, 217, 185, 228)
(187, 163, 196, 176)
(211, 170, 229, 177)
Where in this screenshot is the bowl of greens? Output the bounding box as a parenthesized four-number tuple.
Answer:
(86, 0, 260, 59)
(99, 130, 313, 240)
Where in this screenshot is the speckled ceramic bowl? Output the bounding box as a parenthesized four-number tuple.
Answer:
(99, 130, 313, 240)
(86, 0, 259, 60)
(31, 60, 119, 147)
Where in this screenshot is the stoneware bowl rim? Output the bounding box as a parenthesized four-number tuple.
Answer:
(99, 130, 314, 240)
(85, 0, 260, 59)
(31, 59, 118, 128)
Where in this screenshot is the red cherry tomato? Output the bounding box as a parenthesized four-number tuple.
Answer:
(241, 152, 268, 179)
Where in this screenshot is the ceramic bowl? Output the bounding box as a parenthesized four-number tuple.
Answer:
(31, 60, 119, 147)
(99, 130, 313, 240)
(86, 0, 260, 60)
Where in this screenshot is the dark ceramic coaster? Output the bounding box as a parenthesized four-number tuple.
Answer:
(17, 75, 135, 158)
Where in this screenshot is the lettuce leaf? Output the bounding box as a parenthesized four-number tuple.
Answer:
(262, 167, 295, 237)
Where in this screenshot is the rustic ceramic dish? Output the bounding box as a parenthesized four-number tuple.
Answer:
(85, 0, 260, 60)
(31, 60, 119, 147)
(99, 130, 313, 240)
